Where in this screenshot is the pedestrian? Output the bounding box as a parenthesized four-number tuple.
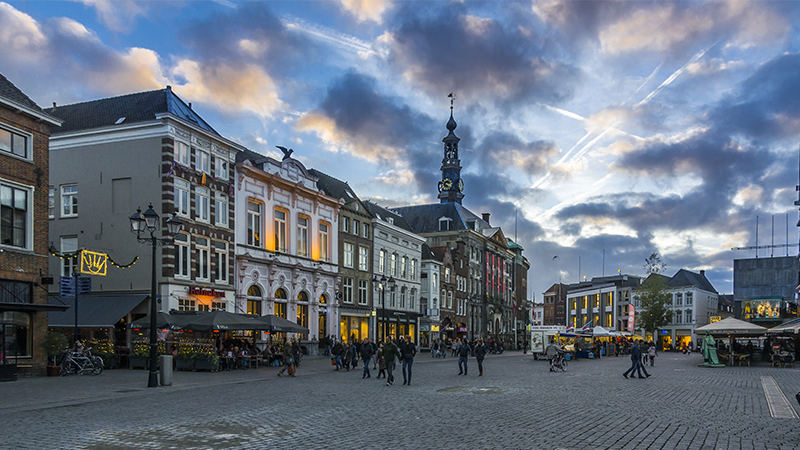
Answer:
(383, 338, 399, 386)
(457, 337, 471, 375)
(343, 342, 352, 371)
(452, 338, 460, 358)
(401, 336, 416, 385)
(474, 338, 487, 376)
(376, 343, 386, 379)
(361, 339, 374, 379)
(622, 340, 642, 379)
(648, 341, 656, 366)
(277, 345, 296, 377)
(332, 340, 344, 371)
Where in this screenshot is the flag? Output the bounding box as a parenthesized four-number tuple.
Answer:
(566, 324, 575, 333)
(581, 319, 593, 333)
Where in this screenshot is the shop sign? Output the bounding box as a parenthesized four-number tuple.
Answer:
(457, 327, 467, 332)
(431, 325, 440, 332)
(709, 316, 721, 323)
(80, 250, 107, 276)
(189, 287, 225, 297)
(627, 305, 635, 332)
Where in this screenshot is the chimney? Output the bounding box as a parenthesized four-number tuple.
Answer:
(166, 85, 172, 91)
(52, 102, 57, 111)
(188, 102, 192, 109)
(482, 213, 491, 224)
(700, 270, 705, 276)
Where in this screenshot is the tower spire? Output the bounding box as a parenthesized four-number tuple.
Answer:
(438, 92, 464, 204)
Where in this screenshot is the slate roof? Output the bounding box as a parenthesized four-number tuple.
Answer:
(421, 243, 437, 261)
(45, 87, 218, 135)
(364, 201, 414, 233)
(0, 73, 45, 113)
(308, 169, 362, 205)
(391, 202, 489, 234)
(668, 269, 717, 293)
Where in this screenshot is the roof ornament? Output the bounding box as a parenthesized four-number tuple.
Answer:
(446, 92, 457, 131)
(276, 146, 294, 160)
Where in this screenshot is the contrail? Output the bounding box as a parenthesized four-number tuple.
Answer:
(636, 40, 718, 108)
(284, 17, 387, 58)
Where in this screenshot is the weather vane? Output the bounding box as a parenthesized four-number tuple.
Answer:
(448, 92, 455, 110)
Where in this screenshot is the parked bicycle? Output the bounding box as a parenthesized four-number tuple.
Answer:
(60, 347, 104, 376)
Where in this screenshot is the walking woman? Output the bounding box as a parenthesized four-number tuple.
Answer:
(401, 336, 416, 385)
(376, 343, 386, 379)
(277, 346, 296, 377)
(474, 338, 487, 376)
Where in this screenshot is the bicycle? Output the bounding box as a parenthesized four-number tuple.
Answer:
(60, 347, 104, 376)
(550, 351, 567, 372)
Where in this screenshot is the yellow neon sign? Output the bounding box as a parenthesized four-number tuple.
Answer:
(80, 250, 108, 276)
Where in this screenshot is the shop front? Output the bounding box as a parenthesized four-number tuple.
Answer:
(170, 285, 234, 313)
(456, 324, 468, 340)
(340, 308, 370, 343)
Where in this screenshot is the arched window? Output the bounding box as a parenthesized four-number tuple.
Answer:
(247, 285, 262, 297)
(274, 288, 287, 319)
(297, 291, 309, 329)
(246, 285, 262, 315)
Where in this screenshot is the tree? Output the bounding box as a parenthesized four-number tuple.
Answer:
(635, 253, 672, 334)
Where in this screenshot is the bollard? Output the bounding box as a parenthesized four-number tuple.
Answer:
(160, 355, 173, 386)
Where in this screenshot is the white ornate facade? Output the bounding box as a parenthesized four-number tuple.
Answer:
(235, 153, 340, 343)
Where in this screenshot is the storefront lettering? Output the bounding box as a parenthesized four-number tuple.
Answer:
(189, 287, 225, 298)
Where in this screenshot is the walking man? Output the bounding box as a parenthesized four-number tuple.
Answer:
(332, 340, 344, 371)
(474, 338, 487, 376)
(361, 339, 374, 379)
(401, 336, 416, 385)
(457, 337, 471, 375)
(382, 338, 399, 386)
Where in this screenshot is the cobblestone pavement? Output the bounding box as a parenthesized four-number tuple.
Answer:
(2, 351, 800, 449)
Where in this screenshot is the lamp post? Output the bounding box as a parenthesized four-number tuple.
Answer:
(372, 275, 396, 342)
(130, 204, 182, 388)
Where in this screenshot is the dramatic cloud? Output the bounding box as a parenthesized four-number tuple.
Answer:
(75, 0, 147, 34)
(386, 3, 580, 104)
(338, 0, 392, 24)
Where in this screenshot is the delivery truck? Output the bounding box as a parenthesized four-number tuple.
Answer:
(529, 326, 566, 360)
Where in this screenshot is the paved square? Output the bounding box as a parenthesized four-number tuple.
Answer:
(1, 351, 799, 449)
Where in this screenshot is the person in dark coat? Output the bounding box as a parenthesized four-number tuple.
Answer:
(360, 340, 374, 379)
(401, 336, 416, 385)
(332, 340, 344, 371)
(382, 339, 399, 386)
(457, 338, 472, 375)
(474, 338, 487, 376)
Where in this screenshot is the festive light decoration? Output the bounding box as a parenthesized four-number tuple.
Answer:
(49, 244, 138, 269)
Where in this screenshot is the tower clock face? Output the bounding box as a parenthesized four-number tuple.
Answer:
(457, 178, 464, 192)
(442, 178, 453, 190)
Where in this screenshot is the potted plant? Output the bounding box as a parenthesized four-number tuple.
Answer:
(192, 346, 219, 371)
(40, 331, 69, 377)
(90, 338, 118, 369)
(175, 345, 194, 371)
(129, 342, 149, 369)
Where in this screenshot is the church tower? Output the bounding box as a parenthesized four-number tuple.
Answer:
(438, 93, 464, 204)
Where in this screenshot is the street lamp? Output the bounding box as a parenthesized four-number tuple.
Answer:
(372, 275, 396, 342)
(130, 204, 182, 388)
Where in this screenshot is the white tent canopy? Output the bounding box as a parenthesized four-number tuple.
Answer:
(767, 317, 800, 334)
(694, 317, 767, 336)
(592, 326, 621, 337)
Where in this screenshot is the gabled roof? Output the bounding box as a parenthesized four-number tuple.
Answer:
(0, 72, 61, 126)
(421, 243, 437, 261)
(0, 73, 44, 113)
(308, 169, 367, 209)
(364, 201, 413, 233)
(45, 87, 218, 135)
(391, 202, 489, 234)
(668, 269, 717, 293)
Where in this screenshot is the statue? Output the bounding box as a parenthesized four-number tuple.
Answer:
(700, 331, 725, 368)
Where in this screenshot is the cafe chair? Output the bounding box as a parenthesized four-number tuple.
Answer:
(737, 354, 750, 367)
(771, 353, 782, 368)
(781, 353, 794, 368)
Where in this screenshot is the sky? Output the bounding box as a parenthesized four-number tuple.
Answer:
(3, 0, 800, 301)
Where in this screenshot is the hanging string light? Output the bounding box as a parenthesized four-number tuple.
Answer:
(48, 244, 138, 269)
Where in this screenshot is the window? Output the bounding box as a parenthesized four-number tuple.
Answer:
(195, 186, 210, 222)
(390, 253, 397, 277)
(411, 260, 417, 280)
(178, 298, 196, 311)
(343, 277, 353, 303)
(275, 209, 287, 252)
(297, 303, 308, 330)
(343, 243, 354, 268)
(297, 216, 309, 257)
(1, 184, 29, 248)
(174, 233, 190, 278)
(379, 249, 386, 274)
(214, 241, 228, 283)
(174, 141, 189, 165)
(674, 310, 682, 324)
(196, 236, 210, 281)
(48, 187, 54, 219)
(319, 222, 329, 261)
(247, 287, 262, 315)
(439, 217, 451, 231)
(401, 256, 407, 278)
(686, 292, 693, 305)
(363, 223, 369, 238)
(358, 246, 369, 271)
(676, 293, 682, 306)
(353, 220, 360, 235)
(0, 126, 29, 159)
(274, 301, 287, 319)
(685, 309, 693, 323)
(342, 217, 349, 233)
(60, 236, 78, 276)
(61, 184, 78, 217)
(400, 287, 406, 308)
(211, 301, 226, 311)
(441, 290, 446, 308)
(247, 201, 261, 246)
(410, 289, 416, 310)
(195, 149, 210, 173)
(358, 280, 368, 305)
(174, 179, 190, 216)
(214, 157, 228, 180)
(448, 291, 453, 309)
(214, 192, 228, 227)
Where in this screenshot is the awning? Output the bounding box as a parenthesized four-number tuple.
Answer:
(0, 301, 69, 313)
(48, 294, 147, 328)
(694, 317, 767, 336)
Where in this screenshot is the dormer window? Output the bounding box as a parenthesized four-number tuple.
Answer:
(439, 217, 452, 231)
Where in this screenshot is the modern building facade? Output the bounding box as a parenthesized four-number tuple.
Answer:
(234, 150, 340, 345)
(566, 274, 641, 332)
(0, 73, 64, 375)
(733, 256, 799, 327)
(47, 88, 242, 333)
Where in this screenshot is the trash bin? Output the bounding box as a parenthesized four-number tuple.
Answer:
(160, 355, 173, 386)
